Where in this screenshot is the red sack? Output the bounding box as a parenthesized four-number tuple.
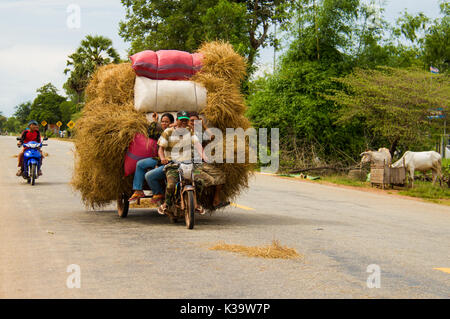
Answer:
(130, 50, 203, 80)
(124, 133, 158, 176)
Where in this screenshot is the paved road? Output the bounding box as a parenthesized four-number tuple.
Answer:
(0, 136, 449, 298)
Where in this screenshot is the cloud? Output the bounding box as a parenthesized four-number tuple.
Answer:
(0, 0, 122, 10)
(0, 0, 128, 116)
(0, 44, 71, 116)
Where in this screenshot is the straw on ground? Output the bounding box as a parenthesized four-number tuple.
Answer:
(129, 198, 158, 209)
(209, 240, 302, 259)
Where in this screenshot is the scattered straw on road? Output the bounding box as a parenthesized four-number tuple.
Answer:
(209, 240, 302, 259)
(129, 198, 158, 209)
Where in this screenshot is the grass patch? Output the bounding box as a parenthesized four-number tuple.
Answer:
(309, 174, 449, 205)
(398, 181, 450, 205)
(209, 240, 302, 259)
(318, 174, 370, 188)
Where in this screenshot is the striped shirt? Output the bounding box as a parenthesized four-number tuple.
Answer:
(158, 127, 200, 162)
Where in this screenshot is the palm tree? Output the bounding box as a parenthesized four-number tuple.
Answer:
(64, 35, 120, 103)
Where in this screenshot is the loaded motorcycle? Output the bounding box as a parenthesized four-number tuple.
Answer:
(16, 136, 48, 185)
(117, 160, 199, 229)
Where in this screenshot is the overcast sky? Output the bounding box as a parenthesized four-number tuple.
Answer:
(0, 0, 444, 117)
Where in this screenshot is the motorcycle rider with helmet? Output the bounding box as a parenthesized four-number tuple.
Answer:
(16, 120, 43, 177)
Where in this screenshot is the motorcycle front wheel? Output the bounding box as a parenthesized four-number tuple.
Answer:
(184, 190, 195, 229)
(30, 163, 37, 186)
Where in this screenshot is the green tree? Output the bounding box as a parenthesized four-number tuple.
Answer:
(59, 101, 76, 130)
(118, 0, 291, 73)
(4, 116, 21, 133)
(13, 101, 32, 124)
(0, 113, 6, 132)
(29, 83, 66, 125)
(247, 0, 371, 168)
(423, 1, 450, 73)
(247, 0, 450, 169)
(64, 35, 120, 103)
(324, 67, 449, 155)
(200, 0, 250, 56)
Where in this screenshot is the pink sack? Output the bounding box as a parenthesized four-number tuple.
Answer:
(130, 50, 203, 80)
(124, 133, 158, 176)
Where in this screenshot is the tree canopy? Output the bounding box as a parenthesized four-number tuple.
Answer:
(246, 0, 450, 169)
(13, 101, 32, 125)
(325, 67, 449, 154)
(29, 83, 66, 125)
(119, 0, 292, 72)
(64, 35, 120, 103)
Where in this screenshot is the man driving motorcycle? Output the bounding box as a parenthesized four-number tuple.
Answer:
(16, 120, 43, 176)
(157, 110, 208, 215)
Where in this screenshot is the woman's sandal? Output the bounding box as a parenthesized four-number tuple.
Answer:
(150, 194, 164, 204)
(128, 192, 145, 202)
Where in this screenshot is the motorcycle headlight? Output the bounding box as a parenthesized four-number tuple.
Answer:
(179, 163, 193, 181)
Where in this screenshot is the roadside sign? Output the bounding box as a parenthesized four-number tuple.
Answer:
(56, 121, 62, 127)
(67, 120, 75, 129)
(41, 120, 47, 126)
(430, 66, 439, 74)
(428, 108, 445, 120)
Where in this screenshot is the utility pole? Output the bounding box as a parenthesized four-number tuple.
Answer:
(273, 22, 277, 73)
(314, 0, 320, 60)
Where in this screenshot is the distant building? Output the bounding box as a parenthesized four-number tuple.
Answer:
(47, 124, 59, 135)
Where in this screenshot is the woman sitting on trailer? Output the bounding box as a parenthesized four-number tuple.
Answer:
(128, 112, 174, 202)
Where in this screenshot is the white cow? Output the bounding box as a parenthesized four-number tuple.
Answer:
(391, 151, 442, 187)
(360, 148, 392, 166)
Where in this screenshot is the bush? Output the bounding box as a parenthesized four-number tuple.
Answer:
(45, 130, 56, 138)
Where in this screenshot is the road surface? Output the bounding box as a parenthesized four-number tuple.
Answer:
(0, 136, 449, 298)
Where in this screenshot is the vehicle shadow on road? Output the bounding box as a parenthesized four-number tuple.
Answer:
(94, 208, 348, 228)
(32, 181, 68, 186)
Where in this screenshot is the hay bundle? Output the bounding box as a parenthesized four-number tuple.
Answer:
(72, 41, 254, 210)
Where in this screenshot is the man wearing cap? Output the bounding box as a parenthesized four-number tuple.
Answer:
(16, 120, 43, 176)
(157, 110, 208, 215)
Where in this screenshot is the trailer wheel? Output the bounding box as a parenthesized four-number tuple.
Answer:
(117, 193, 129, 218)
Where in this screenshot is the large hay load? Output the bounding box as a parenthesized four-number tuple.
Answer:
(71, 41, 253, 211)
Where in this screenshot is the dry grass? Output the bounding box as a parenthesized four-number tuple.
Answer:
(85, 62, 135, 105)
(71, 41, 254, 210)
(129, 198, 158, 209)
(195, 41, 247, 86)
(209, 240, 302, 259)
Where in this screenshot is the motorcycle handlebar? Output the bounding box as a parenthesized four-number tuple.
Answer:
(18, 143, 47, 148)
(168, 160, 203, 165)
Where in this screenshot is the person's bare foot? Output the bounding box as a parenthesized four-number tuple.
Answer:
(158, 203, 168, 215)
(196, 205, 205, 215)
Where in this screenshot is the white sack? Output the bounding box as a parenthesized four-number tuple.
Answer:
(134, 76, 207, 113)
